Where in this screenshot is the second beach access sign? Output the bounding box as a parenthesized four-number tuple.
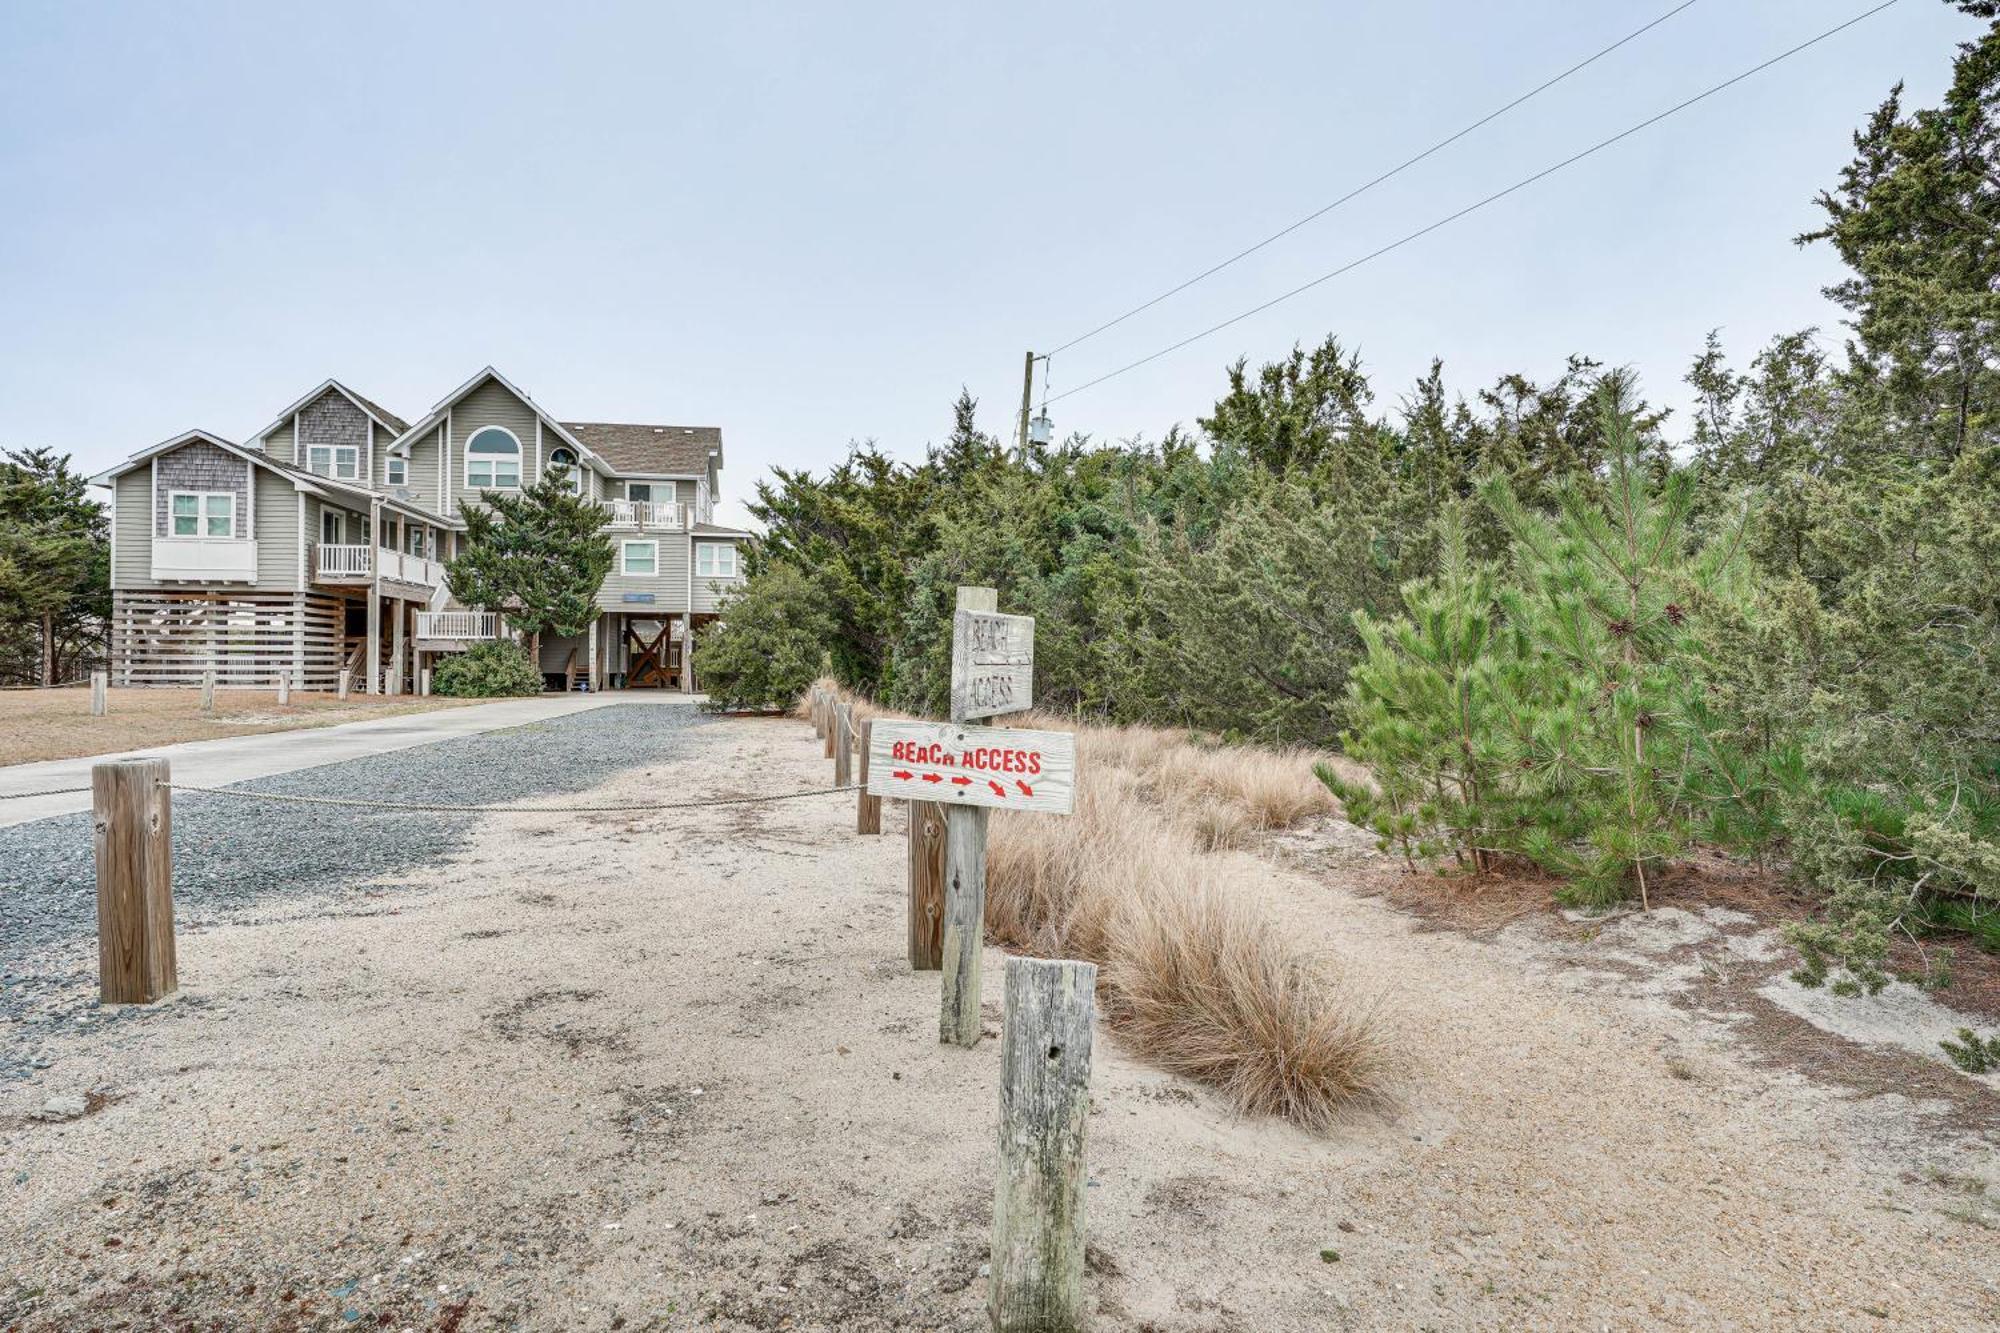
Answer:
(864, 720, 1077, 816)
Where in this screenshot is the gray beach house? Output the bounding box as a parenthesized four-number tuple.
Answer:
(92, 366, 750, 693)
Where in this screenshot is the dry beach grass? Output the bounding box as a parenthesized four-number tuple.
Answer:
(814, 682, 1385, 1130)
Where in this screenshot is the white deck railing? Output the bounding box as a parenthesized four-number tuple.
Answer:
(378, 549, 442, 586)
(602, 500, 684, 530)
(415, 610, 499, 641)
(314, 544, 372, 578)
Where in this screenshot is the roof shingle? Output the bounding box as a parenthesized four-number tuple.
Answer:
(562, 422, 721, 476)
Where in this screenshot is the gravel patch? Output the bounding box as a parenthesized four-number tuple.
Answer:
(0, 703, 708, 1075)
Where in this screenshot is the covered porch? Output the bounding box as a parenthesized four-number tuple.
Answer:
(537, 612, 715, 693)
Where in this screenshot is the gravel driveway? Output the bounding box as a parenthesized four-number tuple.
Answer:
(0, 702, 707, 1077)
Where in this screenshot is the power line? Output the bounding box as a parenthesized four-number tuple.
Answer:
(1047, 0, 1704, 357)
(1048, 0, 1903, 406)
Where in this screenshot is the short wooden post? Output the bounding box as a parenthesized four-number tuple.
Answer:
(940, 585, 998, 1047)
(92, 758, 177, 1005)
(90, 670, 107, 716)
(823, 693, 837, 759)
(200, 669, 215, 713)
(337, 667, 351, 701)
(833, 702, 852, 787)
(908, 800, 945, 968)
(990, 957, 1097, 1331)
(812, 687, 826, 740)
(419, 666, 431, 698)
(856, 717, 881, 835)
(275, 673, 290, 706)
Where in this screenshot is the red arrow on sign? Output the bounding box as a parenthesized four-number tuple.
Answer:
(987, 780, 1007, 797)
(921, 773, 943, 785)
(950, 775, 973, 787)
(891, 770, 914, 781)
(1015, 780, 1034, 797)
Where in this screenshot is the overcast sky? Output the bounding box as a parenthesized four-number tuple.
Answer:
(0, 1, 1977, 528)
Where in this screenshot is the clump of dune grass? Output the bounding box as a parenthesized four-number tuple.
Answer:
(816, 690, 1384, 1128)
(986, 750, 1384, 1129)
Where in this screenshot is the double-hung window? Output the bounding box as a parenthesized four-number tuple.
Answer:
(622, 540, 657, 576)
(170, 491, 235, 538)
(695, 542, 737, 578)
(307, 444, 359, 480)
(385, 455, 408, 486)
(465, 427, 522, 490)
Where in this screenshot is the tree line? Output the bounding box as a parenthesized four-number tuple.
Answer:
(696, 0, 2000, 994)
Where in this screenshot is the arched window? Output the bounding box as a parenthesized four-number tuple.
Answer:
(464, 427, 521, 490)
(547, 445, 581, 494)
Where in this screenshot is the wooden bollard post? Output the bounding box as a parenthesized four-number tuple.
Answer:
(823, 694, 837, 760)
(337, 667, 351, 701)
(939, 585, 997, 1046)
(419, 666, 431, 697)
(856, 717, 881, 835)
(276, 673, 290, 706)
(990, 957, 1097, 1331)
(907, 800, 945, 968)
(833, 702, 852, 787)
(811, 687, 826, 740)
(200, 669, 215, 713)
(91, 758, 178, 1005)
(90, 670, 107, 716)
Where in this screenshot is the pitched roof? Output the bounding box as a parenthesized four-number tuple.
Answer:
(562, 422, 721, 476)
(345, 389, 409, 435)
(248, 378, 409, 444)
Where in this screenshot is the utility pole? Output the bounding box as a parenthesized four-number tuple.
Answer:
(1015, 350, 1036, 459)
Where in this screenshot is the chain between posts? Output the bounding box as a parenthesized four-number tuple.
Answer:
(150, 781, 859, 815)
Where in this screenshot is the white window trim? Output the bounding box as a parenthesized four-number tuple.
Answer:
(695, 542, 737, 578)
(320, 510, 344, 544)
(167, 489, 237, 539)
(547, 446, 583, 495)
(385, 454, 408, 486)
(306, 443, 360, 481)
(464, 426, 523, 491)
(621, 539, 659, 576)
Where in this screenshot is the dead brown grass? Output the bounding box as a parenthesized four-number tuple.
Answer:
(0, 687, 479, 766)
(809, 686, 1385, 1129)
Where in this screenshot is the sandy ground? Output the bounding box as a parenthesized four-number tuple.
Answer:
(3, 712, 1997, 1330)
(0, 687, 477, 766)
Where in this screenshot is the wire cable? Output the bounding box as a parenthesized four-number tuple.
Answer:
(1047, 0, 1703, 356)
(1048, 0, 1903, 405)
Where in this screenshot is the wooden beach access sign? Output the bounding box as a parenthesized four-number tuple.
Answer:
(865, 719, 1076, 815)
(950, 609, 1034, 722)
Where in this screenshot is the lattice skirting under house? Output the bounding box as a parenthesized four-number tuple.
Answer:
(111, 590, 349, 688)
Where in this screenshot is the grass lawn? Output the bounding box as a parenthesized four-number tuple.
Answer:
(0, 686, 484, 767)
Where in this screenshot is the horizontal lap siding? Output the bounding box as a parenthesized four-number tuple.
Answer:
(598, 533, 689, 612)
(691, 540, 745, 612)
(404, 425, 443, 514)
(264, 419, 295, 464)
(256, 470, 302, 590)
(113, 471, 157, 589)
(449, 378, 538, 514)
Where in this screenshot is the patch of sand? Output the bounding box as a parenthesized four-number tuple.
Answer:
(2, 714, 1996, 1329)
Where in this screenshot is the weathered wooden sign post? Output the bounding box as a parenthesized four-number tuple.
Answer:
(865, 588, 1076, 1046)
(860, 587, 1093, 1328)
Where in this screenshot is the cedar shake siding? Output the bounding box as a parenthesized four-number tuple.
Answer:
(153, 442, 249, 538)
(297, 388, 371, 485)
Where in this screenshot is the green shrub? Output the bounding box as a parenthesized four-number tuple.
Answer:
(431, 641, 545, 698)
(692, 565, 835, 711)
(1939, 1028, 2000, 1076)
